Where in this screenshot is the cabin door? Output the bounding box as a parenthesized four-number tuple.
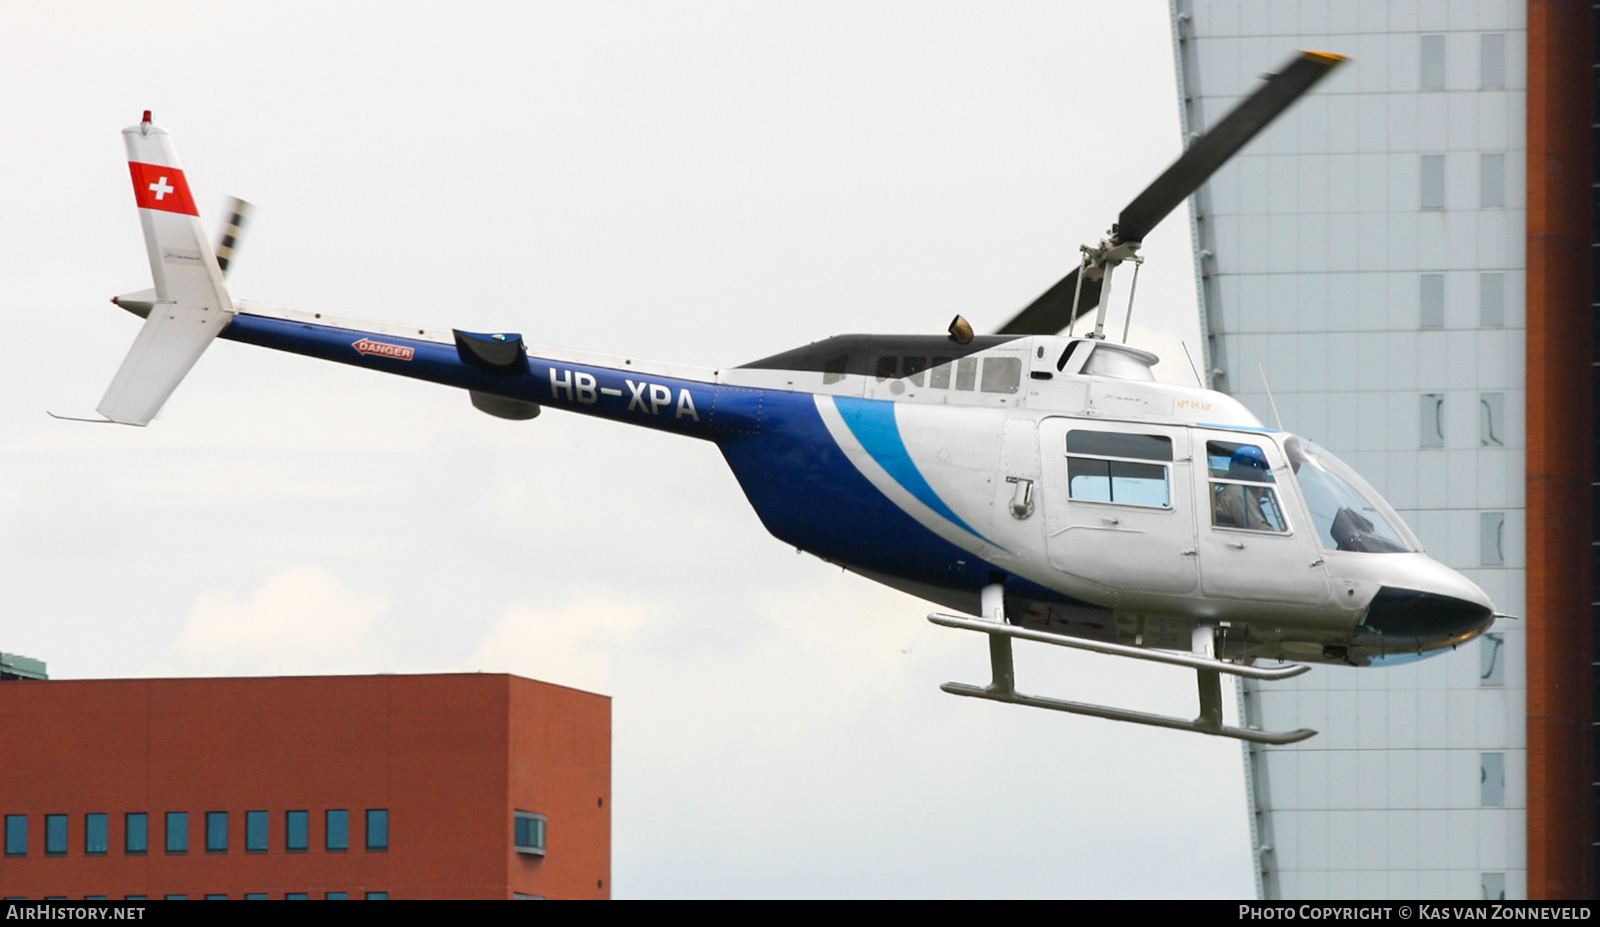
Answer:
(1039, 418, 1198, 595)
(1191, 431, 1332, 606)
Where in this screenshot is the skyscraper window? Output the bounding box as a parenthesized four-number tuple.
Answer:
(1421, 34, 1446, 90)
(1421, 155, 1446, 209)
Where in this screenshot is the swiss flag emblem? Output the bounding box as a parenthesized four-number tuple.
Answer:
(129, 162, 198, 216)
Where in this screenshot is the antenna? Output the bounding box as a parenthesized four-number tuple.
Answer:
(1258, 363, 1285, 431)
(1181, 341, 1204, 387)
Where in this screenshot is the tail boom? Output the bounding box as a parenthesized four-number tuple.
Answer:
(217, 305, 745, 440)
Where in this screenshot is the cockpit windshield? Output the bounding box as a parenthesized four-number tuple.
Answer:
(1285, 437, 1420, 553)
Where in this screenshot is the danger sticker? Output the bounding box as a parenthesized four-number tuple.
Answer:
(352, 338, 415, 361)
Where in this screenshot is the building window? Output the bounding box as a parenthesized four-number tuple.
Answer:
(1421, 155, 1446, 209)
(514, 810, 547, 856)
(1481, 752, 1506, 805)
(285, 893, 308, 901)
(1421, 34, 1446, 90)
(1480, 633, 1506, 686)
(125, 813, 147, 855)
(286, 811, 308, 852)
(326, 809, 348, 851)
(1480, 512, 1506, 566)
(246, 811, 268, 853)
(244, 894, 268, 901)
(44, 815, 66, 856)
(1481, 153, 1505, 208)
(366, 809, 388, 851)
(206, 811, 228, 853)
(1479, 393, 1506, 447)
(1481, 34, 1506, 89)
(85, 814, 108, 856)
(164, 895, 187, 901)
(1480, 272, 1505, 327)
(204, 895, 227, 901)
(366, 893, 389, 900)
(1421, 394, 1446, 448)
(5, 816, 26, 857)
(1420, 273, 1445, 328)
(165, 812, 188, 854)
(325, 893, 348, 900)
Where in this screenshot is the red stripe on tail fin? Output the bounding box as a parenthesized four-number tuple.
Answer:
(128, 162, 198, 215)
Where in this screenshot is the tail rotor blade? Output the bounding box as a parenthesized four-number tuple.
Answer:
(215, 196, 253, 277)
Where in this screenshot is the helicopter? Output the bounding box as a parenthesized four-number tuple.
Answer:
(72, 50, 1498, 746)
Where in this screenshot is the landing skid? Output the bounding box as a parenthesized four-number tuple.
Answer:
(929, 586, 1317, 745)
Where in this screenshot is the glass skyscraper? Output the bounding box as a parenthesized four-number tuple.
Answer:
(1171, 0, 1591, 899)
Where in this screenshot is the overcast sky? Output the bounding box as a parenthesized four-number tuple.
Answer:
(0, 2, 1261, 898)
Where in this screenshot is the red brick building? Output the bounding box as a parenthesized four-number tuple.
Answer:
(0, 673, 610, 899)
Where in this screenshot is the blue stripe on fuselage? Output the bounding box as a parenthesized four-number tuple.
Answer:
(719, 390, 1080, 607)
(832, 396, 996, 546)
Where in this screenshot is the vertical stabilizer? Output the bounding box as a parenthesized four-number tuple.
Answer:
(96, 112, 235, 425)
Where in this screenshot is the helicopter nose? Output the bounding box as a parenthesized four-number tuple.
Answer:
(1354, 556, 1496, 650)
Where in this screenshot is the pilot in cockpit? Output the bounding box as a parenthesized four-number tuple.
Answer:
(1211, 444, 1284, 532)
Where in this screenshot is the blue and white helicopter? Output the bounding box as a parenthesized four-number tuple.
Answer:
(78, 51, 1496, 745)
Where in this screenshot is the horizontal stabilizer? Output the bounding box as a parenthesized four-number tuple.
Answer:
(96, 302, 231, 425)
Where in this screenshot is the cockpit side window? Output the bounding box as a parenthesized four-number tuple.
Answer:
(1206, 440, 1289, 533)
(1066, 430, 1173, 508)
(875, 356, 898, 381)
(822, 354, 849, 385)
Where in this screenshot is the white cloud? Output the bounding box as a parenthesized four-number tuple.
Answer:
(176, 566, 387, 675)
(463, 596, 656, 694)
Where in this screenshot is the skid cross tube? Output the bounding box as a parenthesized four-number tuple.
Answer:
(928, 612, 1317, 745)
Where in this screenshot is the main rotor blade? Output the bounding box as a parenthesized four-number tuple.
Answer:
(1117, 50, 1345, 244)
(995, 50, 1345, 336)
(996, 266, 1101, 335)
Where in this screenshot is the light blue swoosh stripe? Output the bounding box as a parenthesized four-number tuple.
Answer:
(833, 396, 997, 546)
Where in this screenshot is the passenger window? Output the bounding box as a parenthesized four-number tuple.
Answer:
(955, 357, 978, 391)
(822, 354, 848, 385)
(980, 357, 1022, 394)
(1207, 440, 1288, 532)
(1066, 431, 1173, 508)
(928, 356, 953, 389)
